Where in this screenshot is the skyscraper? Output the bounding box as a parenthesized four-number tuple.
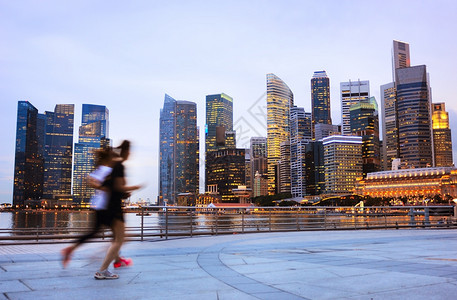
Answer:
(432, 103, 453, 167)
(73, 104, 109, 205)
(250, 137, 268, 179)
(323, 135, 363, 194)
(159, 95, 199, 205)
(43, 104, 74, 203)
(392, 40, 411, 80)
(266, 73, 294, 194)
(349, 97, 381, 177)
(289, 106, 312, 198)
(205, 93, 233, 152)
(396, 65, 433, 168)
(311, 71, 331, 139)
(206, 148, 246, 202)
(380, 82, 398, 170)
(13, 101, 44, 206)
(340, 80, 370, 135)
(278, 141, 291, 194)
(305, 141, 325, 196)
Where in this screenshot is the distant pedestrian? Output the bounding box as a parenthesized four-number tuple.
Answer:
(94, 140, 141, 280)
(61, 148, 116, 268)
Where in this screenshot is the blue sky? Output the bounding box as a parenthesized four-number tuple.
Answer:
(1, 0, 457, 204)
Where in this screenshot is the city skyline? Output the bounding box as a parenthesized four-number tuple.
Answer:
(1, 1, 457, 204)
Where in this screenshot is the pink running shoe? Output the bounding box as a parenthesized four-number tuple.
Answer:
(113, 257, 133, 268)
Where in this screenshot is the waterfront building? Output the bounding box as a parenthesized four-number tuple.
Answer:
(290, 106, 312, 198)
(250, 137, 268, 185)
(205, 148, 246, 202)
(396, 65, 433, 168)
(340, 80, 370, 135)
(311, 71, 332, 139)
(432, 103, 453, 167)
(349, 97, 381, 177)
(245, 149, 251, 188)
(323, 135, 363, 194)
(305, 141, 325, 195)
(314, 123, 340, 141)
(205, 93, 233, 152)
(253, 171, 268, 197)
(356, 167, 457, 199)
(159, 95, 199, 205)
(43, 104, 74, 204)
(13, 101, 44, 206)
(278, 141, 291, 194)
(73, 104, 109, 205)
(266, 73, 294, 194)
(380, 82, 398, 170)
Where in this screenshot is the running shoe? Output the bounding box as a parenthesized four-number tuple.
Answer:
(113, 257, 133, 268)
(94, 269, 119, 280)
(61, 247, 72, 268)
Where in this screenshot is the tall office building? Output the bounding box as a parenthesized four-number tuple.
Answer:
(350, 97, 381, 177)
(396, 65, 433, 168)
(311, 71, 331, 139)
(205, 93, 233, 152)
(13, 101, 44, 206)
(290, 107, 312, 198)
(314, 123, 340, 141)
(206, 148, 246, 202)
(159, 95, 199, 205)
(340, 80, 370, 135)
(392, 40, 411, 80)
(323, 135, 363, 194)
(305, 141, 325, 196)
(73, 104, 109, 205)
(266, 73, 294, 194)
(278, 141, 291, 194)
(432, 103, 453, 167)
(380, 82, 398, 170)
(245, 149, 251, 188)
(250, 137, 268, 179)
(43, 105, 74, 202)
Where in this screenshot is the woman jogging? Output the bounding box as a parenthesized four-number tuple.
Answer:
(94, 140, 141, 280)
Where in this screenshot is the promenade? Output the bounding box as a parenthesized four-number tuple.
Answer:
(1, 229, 457, 299)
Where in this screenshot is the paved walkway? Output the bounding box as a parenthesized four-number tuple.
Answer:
(1, 229, 457, 299)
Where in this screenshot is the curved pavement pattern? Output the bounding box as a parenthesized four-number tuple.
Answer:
(1, 229, 457, 299)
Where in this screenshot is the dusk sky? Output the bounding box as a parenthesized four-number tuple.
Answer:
(1, 1, 456, 204)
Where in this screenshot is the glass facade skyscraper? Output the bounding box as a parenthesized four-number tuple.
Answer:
(205, 93, 233, 152)
(159, 95, 199, 205)
(380, 82, 398, 170)
(340, 80, 370, 135)
(43, 105, 74, 202)
(311, 71, 331, 139)
(350, 97, 381, 177)
(73, 104, 109, 205)
(396, 65, 433, 168)
(266, 73, 293, 194)
(13, 101, 44, 206)
(432, 103, 453, 167)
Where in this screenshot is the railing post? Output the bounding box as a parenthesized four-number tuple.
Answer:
(141, 207, 144, 241)
(409, 207, 416, 227)
(324, 208, 327, 230)
(190, 209, 193, 237)
(424, 207, 430, 227)
(215, 209, 218, 235)
(36, 225, 39, 241)
(241, 209, 245, 233)
(269, 209, 272, 232)
(165, 206, 168, 240)
(296, 209, 299, 231)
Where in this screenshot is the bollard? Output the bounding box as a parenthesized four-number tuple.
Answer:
(141, 207, 144, 241)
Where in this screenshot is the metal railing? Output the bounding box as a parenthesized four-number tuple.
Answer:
(1, 206, 456, 245)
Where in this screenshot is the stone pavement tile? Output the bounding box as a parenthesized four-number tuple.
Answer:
(0, 267, 89, 281)
(247, 267, 340, 286)
(321, 265, 384, 277)
(347, 282, 457, 300)
(301, 270, 447, 295)
(0, 280, 31, 293)
(252, 291, 306, 300)
(128, 268, 210, 284)
(273, 282, 358, 300)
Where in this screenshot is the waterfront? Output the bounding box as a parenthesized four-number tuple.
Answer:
(0, 206, 454, 242)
